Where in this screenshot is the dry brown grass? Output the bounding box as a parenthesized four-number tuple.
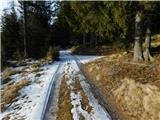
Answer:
(155, 54, 160, 64)
(2, 68, 19, 79)
(113, 78, 160, 120)
(30, 63, 40, 69)
(74, 76, 92, 113)
(82, 55, 160, 120)
(30, 63, 40, 73)
(2, 115, 10, 120)
(32, 67, 40, 73)
(44, 46, 59, 63)
(40, 58, 46, 65)
(69, 46, 79, 53)
(79, 114, 85, 120)
(1, 79, 29, 111)
(56, 75, 73, 120)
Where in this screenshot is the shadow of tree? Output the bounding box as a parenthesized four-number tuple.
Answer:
(151, 45, 160, 55)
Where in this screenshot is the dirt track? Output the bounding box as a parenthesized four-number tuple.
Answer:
(44, 51, 111, 120)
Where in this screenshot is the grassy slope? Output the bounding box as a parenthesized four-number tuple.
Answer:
(82, 54, 160, 120)
(80, 34, 160, 120)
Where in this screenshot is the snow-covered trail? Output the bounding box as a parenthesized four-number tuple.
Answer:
(45, 50, 111, 120)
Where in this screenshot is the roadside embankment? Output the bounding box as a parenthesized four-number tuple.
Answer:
(81, 53, 160, 120)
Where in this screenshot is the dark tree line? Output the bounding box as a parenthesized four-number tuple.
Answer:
(1, 1, 53, 63)
(57, 1, 160, 61)
(1, 1, 160, 66)
(1, 3, 21, 61)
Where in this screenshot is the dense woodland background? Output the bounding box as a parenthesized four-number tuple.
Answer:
(1, 1, 160, 68)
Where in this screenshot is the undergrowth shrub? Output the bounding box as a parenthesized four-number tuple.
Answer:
(45, 46, 59, 63)
(30, 63, 40, 73)
(70, 45, 79, 53)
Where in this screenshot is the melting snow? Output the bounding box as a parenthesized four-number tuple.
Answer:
(64, 52, 111, 120)
(1, 62, 59, 120)
(1, 50, 111, 120)
(75, 55, 103, 64)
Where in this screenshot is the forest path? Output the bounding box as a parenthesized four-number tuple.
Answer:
(44, 50, 111, 120)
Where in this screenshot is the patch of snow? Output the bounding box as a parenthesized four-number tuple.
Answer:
(79, 74, 111, 120)
(75, 55, 103, 64)
(1, 50, 111, 120)
(1, 61, 60, 120)
(64, 53, 111, 120)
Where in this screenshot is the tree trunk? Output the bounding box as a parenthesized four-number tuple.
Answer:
(144, 28, 154, 61)
(133, 12, 143, 61)
(83, 33, 86, 47)
(134, 39, 143, 61)
(23, 1, 27, 58)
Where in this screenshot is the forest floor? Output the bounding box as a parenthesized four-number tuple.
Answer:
(81, 53, 160, 120)
(79, 34, 160, 120)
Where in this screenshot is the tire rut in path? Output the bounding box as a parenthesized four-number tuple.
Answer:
(44, 51, 111, 120)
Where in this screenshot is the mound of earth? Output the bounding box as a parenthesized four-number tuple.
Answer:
(82, 53, 160, 120)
